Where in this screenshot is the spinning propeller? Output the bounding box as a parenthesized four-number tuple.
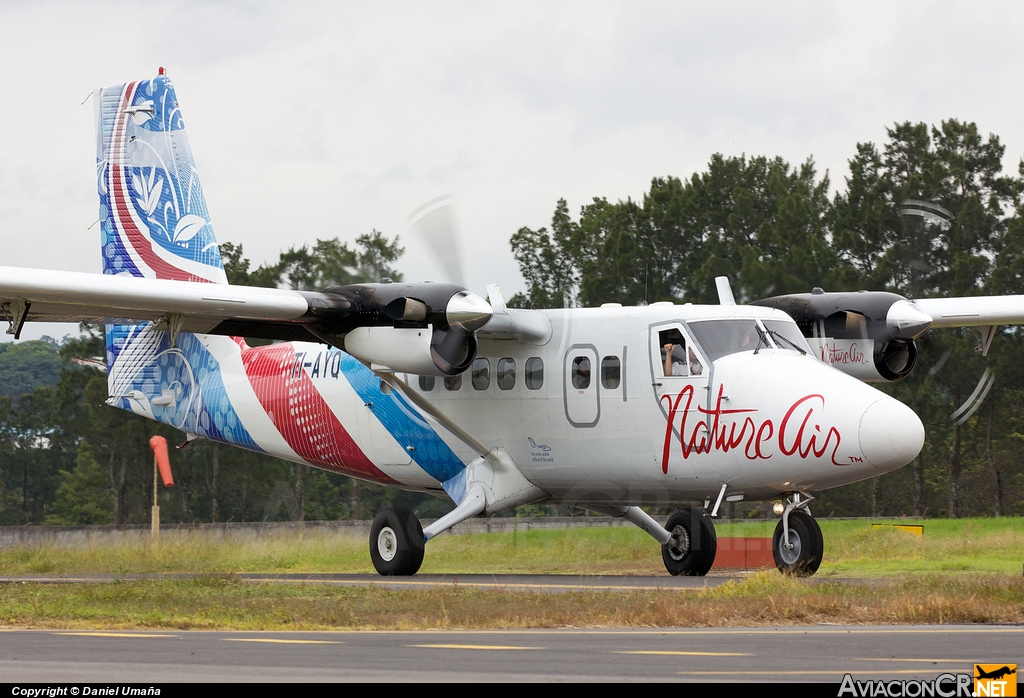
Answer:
(293, 196, 494, 376)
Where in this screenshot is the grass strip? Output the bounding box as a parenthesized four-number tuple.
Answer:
(1, 517, 1021, 576)
(0, 573, 1021, 630)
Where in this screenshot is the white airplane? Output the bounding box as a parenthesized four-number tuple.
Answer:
(2, 70, 1022, 577)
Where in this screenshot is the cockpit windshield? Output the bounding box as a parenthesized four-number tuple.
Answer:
(688, 318, 811, 362)
(761, 319, 812, 355)
(687, 320, 762, 361)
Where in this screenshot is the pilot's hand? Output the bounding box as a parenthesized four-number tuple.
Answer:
(664, 343, 675, 352)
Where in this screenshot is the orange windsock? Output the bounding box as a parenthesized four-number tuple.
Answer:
(149, 435, 174, 487)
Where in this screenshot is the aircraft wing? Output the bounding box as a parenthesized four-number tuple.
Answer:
(911, 295, 1024, 328)
(0, 265, 551, 375)
(0, 265, 322, 340)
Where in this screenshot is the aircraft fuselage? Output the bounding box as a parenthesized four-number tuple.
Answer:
(121, 302, 924, 512)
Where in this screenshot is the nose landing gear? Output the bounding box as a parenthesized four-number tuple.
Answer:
(772, 498, 823, 576)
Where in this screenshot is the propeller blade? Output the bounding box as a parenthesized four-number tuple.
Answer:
(407, 194, 465, 287)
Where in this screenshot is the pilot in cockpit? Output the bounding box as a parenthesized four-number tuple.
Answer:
(661, 330, 688, 376)
(661, 329, 704, 377)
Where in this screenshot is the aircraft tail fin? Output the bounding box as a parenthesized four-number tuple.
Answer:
(95, 68, 227, 285)
(97, 70, 233, 419)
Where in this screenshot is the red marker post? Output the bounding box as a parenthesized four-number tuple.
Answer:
(148, 436, 174, 538)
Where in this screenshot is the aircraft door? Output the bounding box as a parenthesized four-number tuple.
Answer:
(563, 344, 600, 428)
(650, 324, 710, 475)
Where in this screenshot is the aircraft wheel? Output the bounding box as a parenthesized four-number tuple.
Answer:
(369, 506, 425, 576)
(772, 510, 823, 576)
(661, 508, 718, 576)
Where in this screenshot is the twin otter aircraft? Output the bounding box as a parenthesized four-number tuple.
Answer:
(2, 71, 1022, 576)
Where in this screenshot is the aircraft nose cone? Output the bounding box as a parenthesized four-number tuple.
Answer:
(858, 397, 925, 471)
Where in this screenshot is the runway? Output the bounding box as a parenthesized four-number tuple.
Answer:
(1, 626, 1020, 682)
(1, 574, 1018, 682)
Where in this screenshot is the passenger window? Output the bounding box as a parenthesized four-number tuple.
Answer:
(497, 358, 516, 390)
(444, 374, 462, 391)
(571, 356, 591, 389)
(601, 356, 620, 389)
(472, 358, 490, 390)
(418, 375, 435, 391)
(525, 357, 544, 390)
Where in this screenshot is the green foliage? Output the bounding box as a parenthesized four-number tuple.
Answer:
(0, 517, 1020, 576)
(0, 339, 61, 400)
(44, 443, 113, 525)
(221, 231, 404, 291)
(510, 155, 842, 307)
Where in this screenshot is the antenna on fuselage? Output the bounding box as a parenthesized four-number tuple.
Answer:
(715, 276, 736, 306)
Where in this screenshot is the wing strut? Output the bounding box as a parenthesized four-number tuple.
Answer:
(378, 371, 548, 540)
(378, 371, 489, 457)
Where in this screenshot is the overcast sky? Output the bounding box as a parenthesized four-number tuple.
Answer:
(3, 1, 1024, 342)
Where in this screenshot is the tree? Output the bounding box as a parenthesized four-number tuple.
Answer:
(509, 199, 582, 308)
(44, 443, 113, 525)
(511, 154, 840, 307)
(223, 231, 405, 292)
(0, 340, 61, 401)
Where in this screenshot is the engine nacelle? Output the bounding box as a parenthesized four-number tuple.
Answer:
(300, 281, 490, 376)
(343, 326, 477, 376)
(752, 290, 932, 382)
(805, 336, 918, 381)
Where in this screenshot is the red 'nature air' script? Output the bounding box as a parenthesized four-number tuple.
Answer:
(660, 384, 844, 473)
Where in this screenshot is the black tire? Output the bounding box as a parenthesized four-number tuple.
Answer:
(661, 508, 718, 576)
(369, 506, 425, 576)
(772, 509, 823, 576)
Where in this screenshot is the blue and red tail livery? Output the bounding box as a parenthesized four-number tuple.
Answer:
(96, 69, 226, 285)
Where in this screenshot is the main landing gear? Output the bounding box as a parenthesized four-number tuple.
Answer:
(772, 498, 823, 576)
(369, 506, 425, 576)
(661, 507, 718, 576)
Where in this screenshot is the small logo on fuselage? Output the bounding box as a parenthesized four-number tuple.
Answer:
(528, 437, 553, 463)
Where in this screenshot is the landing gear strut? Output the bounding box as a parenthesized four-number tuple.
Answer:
(772, 506, 823, 576)
(369, 506, 425, 576)
(662, 507, 718, 576)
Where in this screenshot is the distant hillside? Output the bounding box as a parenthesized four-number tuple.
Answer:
(0, 339, 61, 399)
